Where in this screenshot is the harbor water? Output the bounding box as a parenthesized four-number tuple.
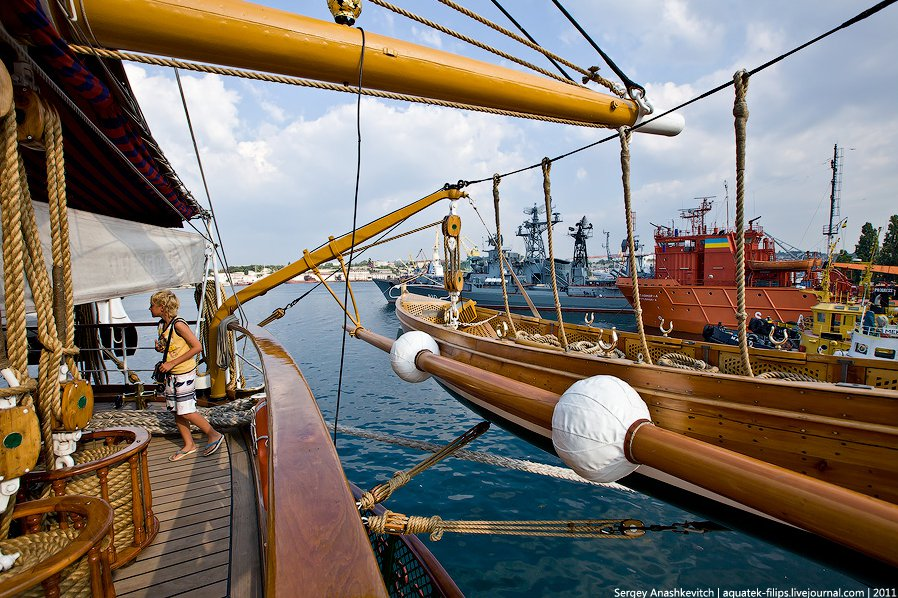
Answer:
(124, 284, 871, 596)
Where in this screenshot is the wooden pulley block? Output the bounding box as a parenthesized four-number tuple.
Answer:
(58, 379, 94, 431)
(0, 63, 12, 119)
(444, 270, 465, 293)
(0, 405, 41, 480)
(14, 88, 48, 146)
(442, 214, 462, 238)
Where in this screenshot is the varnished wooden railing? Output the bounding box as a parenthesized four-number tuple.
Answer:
(227, 323, 389, 597)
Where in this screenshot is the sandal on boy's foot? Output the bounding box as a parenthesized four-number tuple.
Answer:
(168, 447, 197, 462)
(202, 436, 224, 457)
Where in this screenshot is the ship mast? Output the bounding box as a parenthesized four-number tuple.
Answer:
(517, 204, 561, 262)
(569, 217, 593, 271)
(822, 144, 843, 245)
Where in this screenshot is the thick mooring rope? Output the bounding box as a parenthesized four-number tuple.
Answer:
(618, 127, 652, 365)
(333, 424, 628, 490)
(541, 159, 568, 351)
(732, 71, 754, 377)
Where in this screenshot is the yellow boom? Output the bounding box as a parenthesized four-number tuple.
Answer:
(50, 0, 680, 131)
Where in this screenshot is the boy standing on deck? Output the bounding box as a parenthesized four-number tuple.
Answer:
(150, 290, 224, 461)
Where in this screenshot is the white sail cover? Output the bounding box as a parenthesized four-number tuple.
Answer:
(0, 201, 206, 309)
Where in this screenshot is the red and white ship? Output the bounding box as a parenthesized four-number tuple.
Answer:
(617, 199, 830, 335)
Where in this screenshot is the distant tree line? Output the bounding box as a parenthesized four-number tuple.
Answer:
(834, 214, 898, 280)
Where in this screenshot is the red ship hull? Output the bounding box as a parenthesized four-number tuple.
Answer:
(617, 277, 818, 334)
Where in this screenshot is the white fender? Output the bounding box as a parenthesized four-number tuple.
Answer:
(390, 331, 440, 383)
(552, 376, 650, 483)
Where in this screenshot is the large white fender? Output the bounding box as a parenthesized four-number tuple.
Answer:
(552, 376, 650, 483)
(390, 331, 440, 383)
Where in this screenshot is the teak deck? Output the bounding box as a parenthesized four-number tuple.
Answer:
(111, 433, 262, 598)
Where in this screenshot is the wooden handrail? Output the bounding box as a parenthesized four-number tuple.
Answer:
(23, 427, 149, 481)
(0, 495, 114, 598)
(227, 322, 388, 597)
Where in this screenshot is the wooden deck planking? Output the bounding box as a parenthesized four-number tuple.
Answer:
(111, 431, 262, 598)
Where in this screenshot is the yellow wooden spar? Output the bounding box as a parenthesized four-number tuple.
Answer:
(205, 187, 460, 398)
(51, 0, 673, 130)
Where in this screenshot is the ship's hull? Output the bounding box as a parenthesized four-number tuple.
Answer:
(617, 277, 817, 334)
(373, 277, 634, 314)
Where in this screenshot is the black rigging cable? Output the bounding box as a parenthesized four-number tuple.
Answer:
(459, 0, 897, 188)
(489, 0, 573, 81)
(550, 0, 644, 97)
(332, 27, 367, 447)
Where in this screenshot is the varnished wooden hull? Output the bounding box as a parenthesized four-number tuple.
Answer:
(395, 294, 898, 507)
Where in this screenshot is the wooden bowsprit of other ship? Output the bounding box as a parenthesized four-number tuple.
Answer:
(350, 291, 898, 572)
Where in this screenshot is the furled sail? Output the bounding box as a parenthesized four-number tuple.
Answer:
(0, 201, 205, 308)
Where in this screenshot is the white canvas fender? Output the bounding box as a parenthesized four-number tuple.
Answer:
(552, 375, 650, 483)
(390, 331, 439, 383)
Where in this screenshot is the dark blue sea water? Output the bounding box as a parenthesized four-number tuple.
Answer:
(126, 284, 873, 596)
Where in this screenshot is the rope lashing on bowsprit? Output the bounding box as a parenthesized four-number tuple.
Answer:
(87, 397, 258, 434)
(357, 421, 490, 510)
(365, 512, 646, 541)
(541, 158, 569, 351)
(492, 175, 519, 335)
(657, 353, 719, 373)
(618, 126, 653, 366)
(732, 70, 754, 378)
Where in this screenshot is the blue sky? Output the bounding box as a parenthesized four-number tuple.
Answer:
(127, 1, 898, 265)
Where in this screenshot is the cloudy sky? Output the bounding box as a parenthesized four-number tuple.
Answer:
(126, 0, 898, 266)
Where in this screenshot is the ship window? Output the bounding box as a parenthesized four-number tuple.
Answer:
(817, 313, 825, 323)
(830, 314, 841, 331)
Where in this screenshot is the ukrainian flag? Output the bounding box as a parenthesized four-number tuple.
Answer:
(704, 237, 729, 249)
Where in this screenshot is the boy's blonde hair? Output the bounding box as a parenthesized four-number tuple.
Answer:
(150, 290, 180, 320)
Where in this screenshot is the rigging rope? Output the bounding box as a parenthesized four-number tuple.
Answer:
(541, 159, 568, 350)
(333, 26, 367, 446)
(549, 0, 644, 100)
(366, 511, 645, 541)
(436, 0, 624, 96)
(491, 175, 517, 336)
(618, 128, 652, 365)
(68, 46, 612, 130)
(489, 0, 573, 81)
(732, 71, 754, 377)
(357, 422, 489, 510)
(368, 0, 583, 88)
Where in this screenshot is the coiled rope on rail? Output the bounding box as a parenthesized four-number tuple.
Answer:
(68, 46, 612, 130)
(87, 398, 258, 433)
(732, 71, 754, 377)
(618, 127, 652, 365)
(756, 371, 820, 383)
(541, 159, 569, 351)
(657, 353, 718, 373)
